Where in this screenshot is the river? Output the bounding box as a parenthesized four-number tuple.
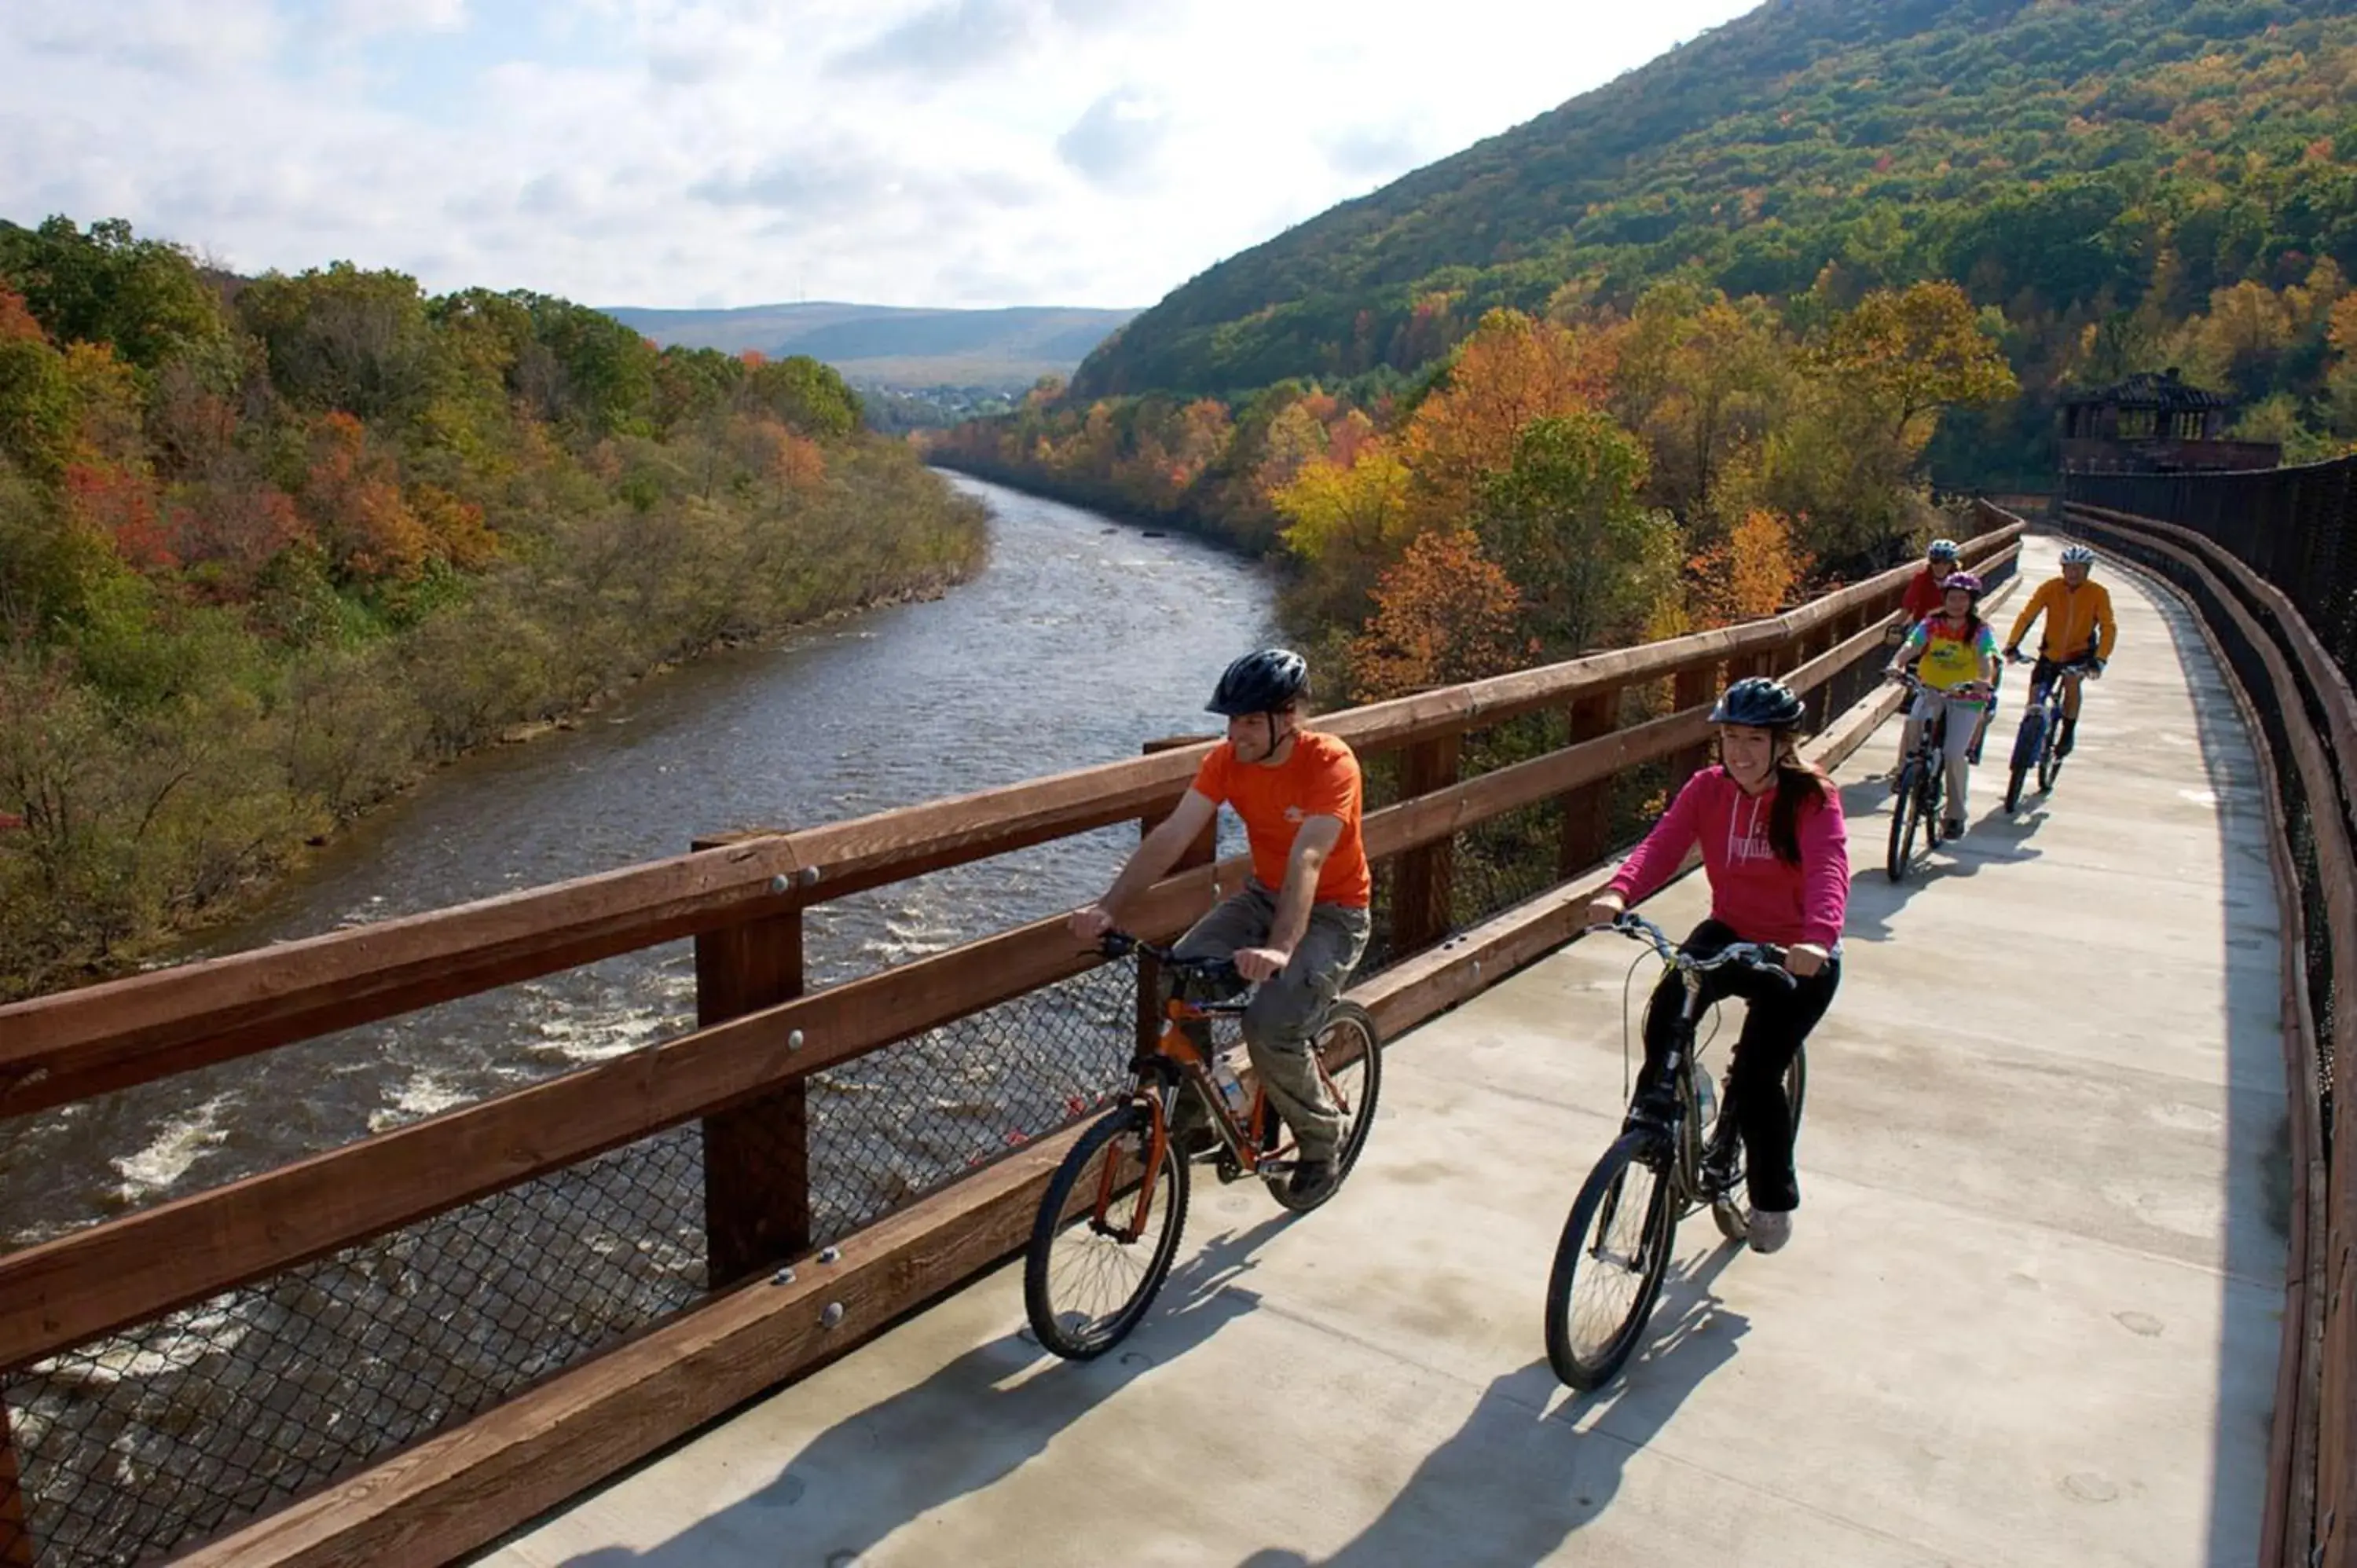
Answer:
(1, 474, 1278, 1250)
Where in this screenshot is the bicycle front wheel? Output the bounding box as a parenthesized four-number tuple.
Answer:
(1544, 1130, 1676, 1390)
(1266, 999, 1384, 1214)
(2005, 709, 2044, 813)
(1025, 1104, 1189, 1360)
(1886, 762, 1920, 882)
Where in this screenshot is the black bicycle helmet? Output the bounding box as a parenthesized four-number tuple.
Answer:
(1710, 676, 1805, 728)
(1207, 647, 1310, 716)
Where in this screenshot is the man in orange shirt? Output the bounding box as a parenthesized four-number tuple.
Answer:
(1071, 648, 1372, 1205)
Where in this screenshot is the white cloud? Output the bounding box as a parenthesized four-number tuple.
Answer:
(1055, 88, 1168, 189)
(14, 0, 280, 75)
(332, 0, 468, 38)
(0, 0, 1763, 310)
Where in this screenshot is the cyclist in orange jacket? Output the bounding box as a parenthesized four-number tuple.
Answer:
(2004, 545, 2117, 758)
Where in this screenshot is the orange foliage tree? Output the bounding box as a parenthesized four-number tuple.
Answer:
(1351, 527, 1527, 700)
(301, 412, 431, 582)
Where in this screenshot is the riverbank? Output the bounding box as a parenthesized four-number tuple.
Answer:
(0, 474, 1280, 1250)
(0, 463, 989, 1003)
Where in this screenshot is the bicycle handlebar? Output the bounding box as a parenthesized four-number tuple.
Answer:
(1588, 910, 1797, 988)
(2004, 648, 2101, 678)
(1886, 668, 1993, 702)
(1096, 929, 1241, 984)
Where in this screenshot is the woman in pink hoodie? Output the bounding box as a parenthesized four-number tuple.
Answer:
(1585, 676, 1849, 1254)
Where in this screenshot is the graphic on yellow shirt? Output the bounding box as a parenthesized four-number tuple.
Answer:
(1905, 617, 1996, 694)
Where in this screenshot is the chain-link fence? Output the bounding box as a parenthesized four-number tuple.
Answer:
(1, 628, 1905, 1566)
(2068, 459, 2357, 693)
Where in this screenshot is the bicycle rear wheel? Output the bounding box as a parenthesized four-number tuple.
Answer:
(1705, 1046, 1808, 1242)
(2039, 717, 2067, 792)
(1266, 999, 1384, 1214)
(1025, 1103, 1189, 1360)
(1885, 762, 1920, 882)
(1544, 1130, 1676, 1390)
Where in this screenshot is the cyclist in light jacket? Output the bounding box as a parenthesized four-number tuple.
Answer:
(1585, 677, 1849, 1254)
(2004, 544, 2117, 759)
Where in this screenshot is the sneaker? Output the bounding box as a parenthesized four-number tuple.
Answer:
(1890, 772, 1906, 798)
(2055, 721, 2077, 758)
(1285, 1156, 1340, 1205)
(1943, 817, 1965, 839)
(1747, 1208, 1793, 1254)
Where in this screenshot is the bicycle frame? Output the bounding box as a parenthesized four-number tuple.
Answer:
(1083, 936, 1329, 1239)
(1603, 914, 1791, 1211)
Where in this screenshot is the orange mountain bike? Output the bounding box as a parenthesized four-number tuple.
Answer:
(1021, 930, 1382, 1359)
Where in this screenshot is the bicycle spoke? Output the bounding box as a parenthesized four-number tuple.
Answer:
(1563, 1159, 1665, 1368)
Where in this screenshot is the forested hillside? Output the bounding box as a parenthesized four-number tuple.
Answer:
(1074, 0, 2357, 478)
(0, 215, 988, 998)
(933, 0, 2357, 709)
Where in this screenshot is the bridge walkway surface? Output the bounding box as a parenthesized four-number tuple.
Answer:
(483, 537, 2286, 1568)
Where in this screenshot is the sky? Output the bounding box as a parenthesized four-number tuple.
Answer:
(2, 0, 1761, 313)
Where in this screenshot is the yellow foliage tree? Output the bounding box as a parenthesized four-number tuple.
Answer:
(1272, 440, 1417, 632)
(1688, 508, 1814, 628)
(1401, 309, 1615, 527)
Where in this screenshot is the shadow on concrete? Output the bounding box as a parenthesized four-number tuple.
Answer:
(1836, 769, 2044, 943)
(552, 1213, 1292, 1568)
(2121, 557, 2290, 1568)
(1235, 1245, 1747, 1568)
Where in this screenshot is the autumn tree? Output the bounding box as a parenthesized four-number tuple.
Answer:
(1688, 508, 1813, 628)
(1808, 281, 2018, 454)
(239, 263, 438, 423)
(299, 412, 431, 582)
(1350, 527, 1526, 700)
(1402, 309, 1615, 527)
(0, 216, 227, 370)
(1272, 440, 1417, 632)
(0, 284, 73, 478)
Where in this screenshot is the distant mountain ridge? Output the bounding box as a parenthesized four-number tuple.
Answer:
(1072, 0, 2357, 400)
(605, 301, 1139, 389)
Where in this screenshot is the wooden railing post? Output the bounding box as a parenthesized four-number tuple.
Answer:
(1558, 684, 1621, 877)
(1138, 738, 1219, 1051)
(2, 1401, 35, 1568)
(694, 850, 808, 1291)
(1668, 662, 1719, 794)
(1391, 734, 1461, 957)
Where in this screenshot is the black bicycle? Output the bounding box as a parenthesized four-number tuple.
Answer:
(1883, 670, 1995, 881)
(1022, 932, 1382, 1359)
(1542, 911, 1806, 1390)
(2003, 650, 2099, 813)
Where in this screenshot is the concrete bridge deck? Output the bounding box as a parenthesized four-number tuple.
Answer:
(484, 537, 2286, 1568)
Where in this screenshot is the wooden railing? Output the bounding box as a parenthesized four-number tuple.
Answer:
(2060, 500, 2355, 1568)
(0, 518, 2024, 1568)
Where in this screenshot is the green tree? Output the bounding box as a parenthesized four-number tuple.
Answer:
(1472, 411, 1680, 654)
(0, 215, 228, 370)
(238, 262, 437, 422)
